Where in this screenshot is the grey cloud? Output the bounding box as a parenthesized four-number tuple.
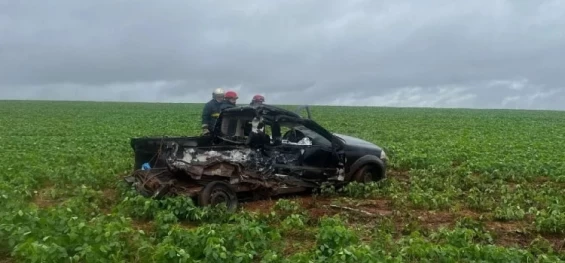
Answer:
(327, 78, 565, 110)
(1, 0, 565, 110)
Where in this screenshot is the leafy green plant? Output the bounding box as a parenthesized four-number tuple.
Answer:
(534, 206, 565, 234)
(315, 216, 359, 257)
(493, 205, 526, 221)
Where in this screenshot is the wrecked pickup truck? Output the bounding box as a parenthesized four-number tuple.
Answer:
(124, 104, 387, 211)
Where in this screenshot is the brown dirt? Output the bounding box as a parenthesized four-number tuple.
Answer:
(308, 207, 340, 221)
(282, 239, 316, 256)
(178, 221, 200, 230)
(0, 246, 14, 263)
(533, 176, 551, 183)
(240, 198, 277, 214)
(241, 195, 474, 228)
(280, 228, 317, 256)
(388, 170, 410, 182)
(239, 193, 565, 252)
(131, 220, 155, 233)
(542, 235, 565, 252)
(102, 188, 118, 200)
(417, 210, 458, 228)
(241, 195, 396, 225)
(486, 221, 530, 246)
(31, 185, 60, 208)
(457, 209, 483, 218)
(353, 199, 394, 216)
(100, 188, 119, 214)
(383, 209, 564, 252)
(241, 195, 398, 222)
(241, 195, 333, 213)
(486, 221, 565, 252)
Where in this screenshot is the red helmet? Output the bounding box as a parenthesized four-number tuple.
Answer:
(252, 94, 265, 102)
(225, 91, 238, 99)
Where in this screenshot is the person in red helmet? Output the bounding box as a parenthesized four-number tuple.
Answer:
(220, 90, 238, 110)
(250, 94, 265, 106)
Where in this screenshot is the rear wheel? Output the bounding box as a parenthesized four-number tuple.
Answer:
(198, 181, 238, 212)
(352, 164, 383, 183)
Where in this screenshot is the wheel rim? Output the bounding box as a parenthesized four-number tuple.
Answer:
(210, 189, 233, 207)
(362, 169, 373, 183)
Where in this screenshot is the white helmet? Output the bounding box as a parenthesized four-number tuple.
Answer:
(213, 88, 225, 98)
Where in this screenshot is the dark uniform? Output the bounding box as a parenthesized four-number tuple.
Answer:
(220, 100, 236, 111)
(201, 99, 223, 134)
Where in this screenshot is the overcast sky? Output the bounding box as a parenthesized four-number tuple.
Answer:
(1, 0, 565, 110)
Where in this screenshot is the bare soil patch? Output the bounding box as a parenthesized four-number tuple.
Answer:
(99, 188, 119, 214)
(240, 194, 565, 252)
(240, 198, 277, 214)
(131, 220, 155, 233)
(486, 221, 564, 252)
(280, 228, 317, 256)
(31, 185, 61, 208)
(388, 170, 410, 182)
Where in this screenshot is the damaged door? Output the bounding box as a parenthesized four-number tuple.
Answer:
(271, 117, 345, 181)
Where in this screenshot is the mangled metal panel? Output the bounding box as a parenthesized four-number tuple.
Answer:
(168, 147, 249, 179)
(282, 137, 312, 146)
(167, 145, 303, 178)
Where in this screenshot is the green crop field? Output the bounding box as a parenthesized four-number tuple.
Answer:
(1, 100, 564, 262)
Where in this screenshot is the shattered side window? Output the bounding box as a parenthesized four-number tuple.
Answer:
(279, 122, 331, 147)
(280, 125, 291, 136)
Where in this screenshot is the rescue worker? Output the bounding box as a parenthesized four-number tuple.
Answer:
(250, 94, 265, 106)
(201, 88, 225, 135)
(220, 91, 238, 110)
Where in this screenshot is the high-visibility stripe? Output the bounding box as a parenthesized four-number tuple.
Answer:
(211, 113, 220, 117)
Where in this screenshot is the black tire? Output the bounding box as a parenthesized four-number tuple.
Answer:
(352, 164, 383, 183)
(198, 181, 239, 212)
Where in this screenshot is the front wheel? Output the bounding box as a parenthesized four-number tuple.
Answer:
(198, 181, 239, 212)
(352, 164, 384, 183)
